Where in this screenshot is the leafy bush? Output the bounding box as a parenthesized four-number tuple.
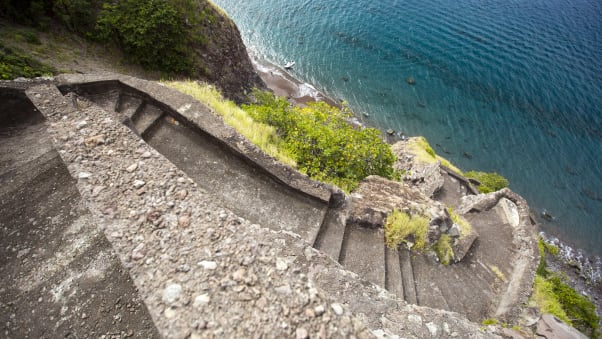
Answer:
(52, 0, 98, 34)
(243, 90, 396, 191)
(465, 171, 509, 193)
(384, 209, 429, 250)
(95, 0, 192, 74)
(0, 45, 55, 79)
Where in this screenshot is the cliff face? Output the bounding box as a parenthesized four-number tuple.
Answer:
(190, 1, 265, 102)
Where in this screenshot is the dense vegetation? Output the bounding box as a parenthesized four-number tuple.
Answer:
(384, 210, 429, 251)
(534, 238, 600, 338)
(0, 45, 55, 79)
(465, 170, 509, 193)
(243, 90, 397, 191)
(0, 0, 207, 75)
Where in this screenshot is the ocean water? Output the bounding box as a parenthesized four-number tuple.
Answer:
(212, 0, 602, 257)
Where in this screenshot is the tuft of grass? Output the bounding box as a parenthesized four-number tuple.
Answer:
(385, 210, 430, 250)
(434, 234, 454, 265)
(465, 171, 509, 193)
(163, 81, 296, 167)
(533, 275, 572, 325)
(404, 136, 463, 175)
(447, 207, 472, 238)
(481, 318, 499, 326)
(490, 265, 507, 282)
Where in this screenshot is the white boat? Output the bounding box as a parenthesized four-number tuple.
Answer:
(284, 60, 295, 69)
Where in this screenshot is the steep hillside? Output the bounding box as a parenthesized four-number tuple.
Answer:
(0, 0, 264, 102)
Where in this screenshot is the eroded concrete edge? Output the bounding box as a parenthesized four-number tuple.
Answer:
(55, 73, 340, 205)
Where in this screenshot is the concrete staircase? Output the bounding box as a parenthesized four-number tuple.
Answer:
(56, 77, 536, 324)
(0, 87, 158, 337)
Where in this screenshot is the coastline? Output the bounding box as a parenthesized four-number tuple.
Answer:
(251, 54, 602, 319)
(251, 58, 340, 108)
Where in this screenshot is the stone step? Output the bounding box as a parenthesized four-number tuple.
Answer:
(116, 92, 144, 119)
(410, 253, 450, 311)
(339, 224, 385, 288)
(399, 247, 418, 304)
(312, 201, 348, 262)
(131, 103, 164, 137)
(385, 247, 404, 301)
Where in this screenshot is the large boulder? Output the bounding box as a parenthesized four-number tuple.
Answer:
(391, 139, 445, 198)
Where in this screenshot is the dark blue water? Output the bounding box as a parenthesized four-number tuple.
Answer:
(213, 0, 602, 256)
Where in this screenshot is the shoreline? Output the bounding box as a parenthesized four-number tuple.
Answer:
(252, 54, 602, 283)
(252, 58, 341, 108)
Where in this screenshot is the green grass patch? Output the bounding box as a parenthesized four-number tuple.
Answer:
(481, 318, 499, 326)
(533, 237, 600, 338)
(403, 136, 463, 175)
(465, 171, 509, 193)
(447, 207, 472, 238)
(163, 81, 296, 167)
(0, 45, 55, 80)
(384, 210, 429, 250)
(434, 234, 454, 265)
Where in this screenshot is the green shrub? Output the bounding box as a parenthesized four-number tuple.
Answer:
(465, 171, 509, 193)
(0, 45, 55, 79)
(95, 0, 193, 74)
(243, 90, 396, 191)
(534, 237, 600, 338)
(384, 210, 429, 250)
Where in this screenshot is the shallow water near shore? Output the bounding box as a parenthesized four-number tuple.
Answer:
(213, 0, 602, 259)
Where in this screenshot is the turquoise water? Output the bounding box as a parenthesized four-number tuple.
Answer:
(213, 0, 602, 256)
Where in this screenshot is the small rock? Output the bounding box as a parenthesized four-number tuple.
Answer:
(126, 163, 138, 173)
(141, 151, 152, 158)
(304, 308, 316, 318)
(296, 327, 309, 339)
(408, 314, 422, 325)
(76, 120, 88, 129)
(175, 189, 188, 200)
(133, 180, 145, 189)
(162, 284, 182, 304)
(303, 247, 314, 261)
(232, 268, 246, 282)
(448, 224, 461, 238)
(386, 128, 395, 135)
(219, 212, 228, 221)
(92, 185, 105, 197)
(331, 303, 344, 316)
(176, 264, 191, 273)
(131, 243, 146, 260)
(78, 172, 91, 179)
(198, 260, 217, 270)
(164, 307, 176, 318)
(275, 285, 292, 295)
(276, 257, 288, 271)
(178, 215, 190, 228)
(314, 305, 325, 316)
(406, 76, 416, 85)
(193, 294, 210, 308)
(84, 135, 105, 147)
(426, 322, 438, 337)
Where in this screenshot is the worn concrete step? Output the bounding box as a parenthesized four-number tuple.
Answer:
(410, 254, 450, 311)
(116, 92, 144, 119)
(132, 103, 164, 137)
(339, 224, 385, 288)
(399, 247, 418, 304)
(313, 202, 348, 261)
(385, 247, 404, 301)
